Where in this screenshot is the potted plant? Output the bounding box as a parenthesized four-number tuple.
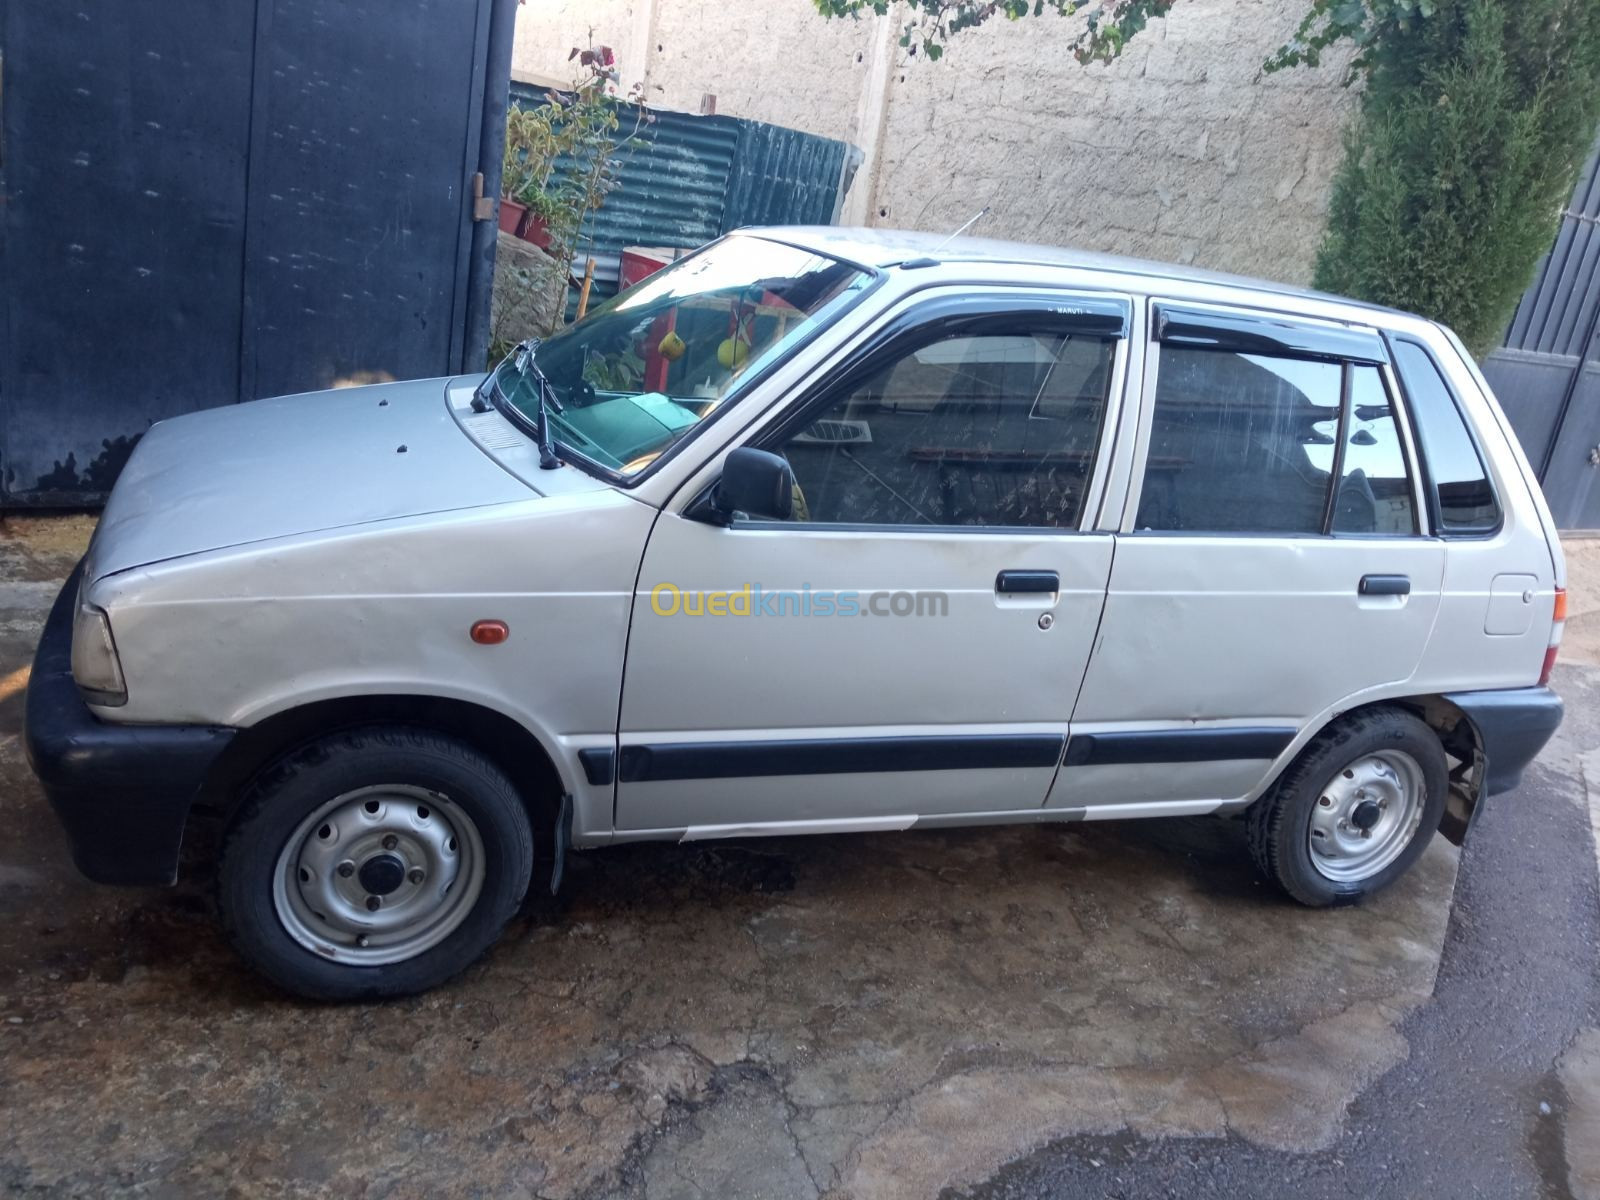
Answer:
(498, 196, 530, 238)
(497, 41, 650, 323)
(517, 189, 565, 250)
(500, 101, 564, 240)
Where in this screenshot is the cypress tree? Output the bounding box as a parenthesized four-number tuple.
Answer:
(1314, 0, 1600, 355)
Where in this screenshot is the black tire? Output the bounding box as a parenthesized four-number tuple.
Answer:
(1246, 706, 1448, 907)
(218, 726, 534, 1001)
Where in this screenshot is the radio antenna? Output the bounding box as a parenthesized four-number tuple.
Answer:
(934, 207, 990, 251)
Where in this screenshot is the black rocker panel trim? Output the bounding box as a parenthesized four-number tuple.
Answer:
(1063, 726, 1296, 767)
(617, 734, 1067, 783)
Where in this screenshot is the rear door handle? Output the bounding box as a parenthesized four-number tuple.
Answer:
(1359, 574, 1410, 596)
(997, 570, 1059, 595)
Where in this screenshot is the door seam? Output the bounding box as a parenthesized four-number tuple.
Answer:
(1042, 532, 1118, 807)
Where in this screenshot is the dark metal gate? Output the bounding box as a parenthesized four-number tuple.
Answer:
(1484, 136, 1600, 530)
(0, 0, 517, 506)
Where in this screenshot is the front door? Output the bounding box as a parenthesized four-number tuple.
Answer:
(614, 293, 1132, 834)
(1056, 302, 1446, 818)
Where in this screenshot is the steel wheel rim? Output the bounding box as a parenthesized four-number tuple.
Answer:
(272, 784, 486, 966)
(1308, 749, 1427, 883)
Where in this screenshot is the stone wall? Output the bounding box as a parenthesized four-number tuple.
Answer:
(511, 0, 877, 138)
(511, 0, 1358, 285)
(490, 231, 566, 350)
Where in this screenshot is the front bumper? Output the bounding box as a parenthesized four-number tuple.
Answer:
(24, 562, 236, 885)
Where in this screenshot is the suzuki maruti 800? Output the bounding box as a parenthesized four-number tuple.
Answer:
(26, 228, 1567, 999)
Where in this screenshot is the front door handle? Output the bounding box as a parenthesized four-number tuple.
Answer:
(997, 570, 1059, 595)
(1359, 574, 1410, 596)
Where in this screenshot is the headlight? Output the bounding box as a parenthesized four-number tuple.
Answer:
(71, 594, 127, 706)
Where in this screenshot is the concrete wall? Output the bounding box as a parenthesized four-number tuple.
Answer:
(511, 0, 1358, 285)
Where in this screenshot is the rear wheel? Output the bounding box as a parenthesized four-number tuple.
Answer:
(1247, 707, 1448, 906)
(218, 727, 534, 1000)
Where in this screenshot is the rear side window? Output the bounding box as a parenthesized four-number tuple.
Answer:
(1135, 347, 1343, 534)
(1390, 339, 1500, 534)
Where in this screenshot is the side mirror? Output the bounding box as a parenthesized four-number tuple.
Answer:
(715, 447, 794, 521)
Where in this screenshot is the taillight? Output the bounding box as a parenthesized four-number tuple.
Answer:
(1540, 586, 1566, 686)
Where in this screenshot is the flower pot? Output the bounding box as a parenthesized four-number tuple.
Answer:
(519, 214, 554, 250)
(498, 196, 529, 237)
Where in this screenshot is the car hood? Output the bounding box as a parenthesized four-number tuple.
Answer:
(88, 378, 536, 579)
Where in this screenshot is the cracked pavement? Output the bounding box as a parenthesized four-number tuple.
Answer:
(2, 518, 1597, 1198)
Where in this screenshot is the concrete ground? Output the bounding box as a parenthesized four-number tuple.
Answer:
(1, 518, 1598, 1199)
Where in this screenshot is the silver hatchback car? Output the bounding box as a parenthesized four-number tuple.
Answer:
(27, 228, 1567, 999)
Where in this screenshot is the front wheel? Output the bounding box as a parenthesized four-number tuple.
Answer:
(218, 727, 534, 1000)
(1247, 706, 1448, 906)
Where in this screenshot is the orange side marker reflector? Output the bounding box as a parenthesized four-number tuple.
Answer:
(1553, 587, 1568, 623)
(470, 620, 509, 645)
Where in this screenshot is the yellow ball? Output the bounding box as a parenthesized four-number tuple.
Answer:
(657, 330, 686, 361)
(716, 337, 750, 370)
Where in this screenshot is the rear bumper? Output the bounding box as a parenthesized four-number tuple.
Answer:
(1444, 685, 1564, 797)
(24, 562, 236, 885)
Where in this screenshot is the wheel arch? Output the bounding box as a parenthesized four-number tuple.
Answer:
(1261, 694, 1483, 846)
(198, 694, 568, 851)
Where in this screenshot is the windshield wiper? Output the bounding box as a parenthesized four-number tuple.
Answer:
(515, 339, 566, 470)
(477, 338, 564, 470)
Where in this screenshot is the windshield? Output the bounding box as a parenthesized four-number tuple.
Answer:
(490, 237, 871, 477)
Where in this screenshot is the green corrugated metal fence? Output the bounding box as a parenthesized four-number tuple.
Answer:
(508, 80, 859, 307)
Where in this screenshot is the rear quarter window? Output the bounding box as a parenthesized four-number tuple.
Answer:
(1389, 338, 1501, 535)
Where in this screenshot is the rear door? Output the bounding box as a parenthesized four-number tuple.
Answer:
(613, 290, 1133, 834)
(1054, 302, 1446, 817)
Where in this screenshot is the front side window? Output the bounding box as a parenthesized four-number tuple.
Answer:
(1135, 348, 1343, 534)
(1390, 339, 1500, 534)
(490, 237, 871, 477)
(767, 328, 1116, 528)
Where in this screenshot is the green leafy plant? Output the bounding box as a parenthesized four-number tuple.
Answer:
(808, 0, 1446, 75)
(582, 345, 646, 391)
(811, 0, 1176, 65)
(500, 42, 650, 314)
(1266, 0, 1436, 77)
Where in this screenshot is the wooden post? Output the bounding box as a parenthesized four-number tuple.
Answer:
(575, 257, 597, 321)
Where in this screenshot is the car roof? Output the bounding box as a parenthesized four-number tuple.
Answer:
(743, 225, 1413, 323)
